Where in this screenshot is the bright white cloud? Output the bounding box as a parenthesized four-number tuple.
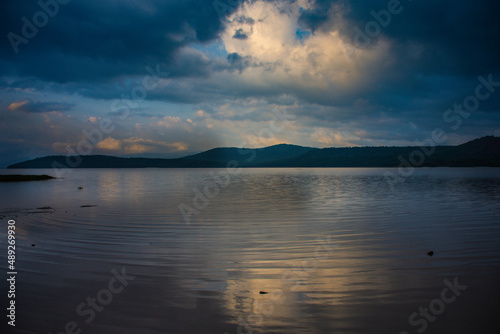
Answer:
(220, 0, 393, 97)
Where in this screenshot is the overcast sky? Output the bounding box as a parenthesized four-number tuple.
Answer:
(1, 0, 499, 167)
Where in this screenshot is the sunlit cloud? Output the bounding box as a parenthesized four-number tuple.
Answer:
(219, 0, 393, 101)
(97, 137, 189, 154)
(310, 128, 358, 147)
(7, 99, 74, 113)
(7, 100, 29, 111)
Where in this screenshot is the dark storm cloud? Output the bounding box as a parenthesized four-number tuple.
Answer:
(278, 0, 500, 128)
(233, 15, 255, 25)
(232, 28, 248, 39)
(226, 52, 251, 73)
(297, 1, 331, 32)
(0, 0, 239, 83)
(1, 0, 498, 108)
(301, 0, 500, 76)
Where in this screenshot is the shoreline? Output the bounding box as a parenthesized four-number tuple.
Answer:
(0, 174, 56, 182)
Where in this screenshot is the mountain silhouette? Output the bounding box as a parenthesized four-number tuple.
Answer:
(8, 136, 500, 169)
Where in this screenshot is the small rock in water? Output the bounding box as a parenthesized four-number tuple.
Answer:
(32, 244, 35, 247)
(427, 251, 434, 257)
(259, 291, 268, 294)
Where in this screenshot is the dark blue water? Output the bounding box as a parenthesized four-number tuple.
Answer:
(1, 168, 499, 333)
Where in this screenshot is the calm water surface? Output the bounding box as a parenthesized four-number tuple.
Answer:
(0, 168, 499, 333)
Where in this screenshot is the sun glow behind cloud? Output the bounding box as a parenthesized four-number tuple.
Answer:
(220, 0, 393, 98)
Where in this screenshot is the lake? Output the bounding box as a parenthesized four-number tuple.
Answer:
(1, 167, 499, 333)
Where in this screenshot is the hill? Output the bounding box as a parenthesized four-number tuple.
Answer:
(269, 136, 500, 167)
(8, 144, 316, 169)
(184, 144, 316, 165)
(7, 137, 500, 169)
